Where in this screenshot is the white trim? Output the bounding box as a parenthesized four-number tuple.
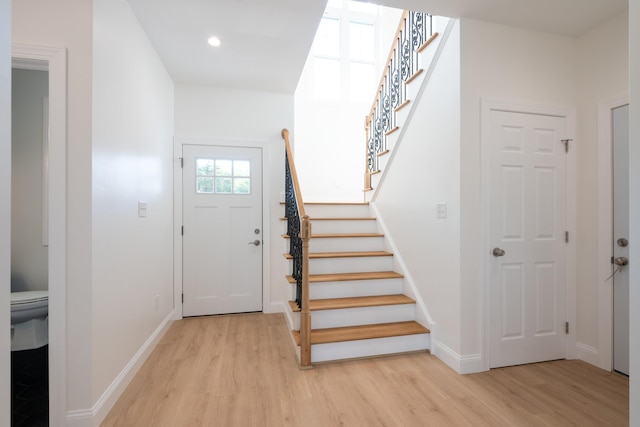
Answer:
(42, 96, 49, 246)
(270, 301, 286, 314)
(575, 342, 600, 367)
(596, 95, 629, 371)
(173, 136, 273, 318)
(12, 43, 67, 427)
(431, 337, 483, 374)
(480, 98, 577, 371)
(91, 310, 174, 426)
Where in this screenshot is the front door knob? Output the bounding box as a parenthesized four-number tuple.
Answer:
(248, 240, 261, 246)
(492, 247, 506, 257)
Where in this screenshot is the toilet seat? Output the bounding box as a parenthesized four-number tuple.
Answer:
(11, 291, 49, 305)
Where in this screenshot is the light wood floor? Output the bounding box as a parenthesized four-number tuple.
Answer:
(101, 313, 628, 427)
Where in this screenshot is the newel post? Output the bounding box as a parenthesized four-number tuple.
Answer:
(299, 215, 312, 367)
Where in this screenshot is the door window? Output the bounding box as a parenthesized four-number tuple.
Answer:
(195, 158, 251, 194)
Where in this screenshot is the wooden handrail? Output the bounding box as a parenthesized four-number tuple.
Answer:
(281, 128, 312, 368)
(282, 129, 306, 217)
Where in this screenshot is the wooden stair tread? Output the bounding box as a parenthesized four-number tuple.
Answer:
(311, 233, 383, 238)
(280, 217, 376, 221)
(282, 233, 384, 239)
(304, 202, 369, 206)
(279, 201, 369, 206)
(288, 294, 414, 312)
(286, 271, 403, 284)
(292, 321, 430, 345)
(283, 251, 393, 260)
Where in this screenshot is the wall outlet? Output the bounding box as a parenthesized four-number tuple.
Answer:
(436, 202, 447, 219)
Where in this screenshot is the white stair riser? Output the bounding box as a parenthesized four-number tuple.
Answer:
(287, 256, 393, 275)
(307, 278, 404, 299)
(304, 204, 371, 218)
(311, 334, 430, 363)
(309, 236, 385, 252)
(310, 219, 378, 234)
(311, 304, 416, 329)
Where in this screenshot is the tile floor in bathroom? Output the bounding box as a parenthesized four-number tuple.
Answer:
(11, 345, 48, 427)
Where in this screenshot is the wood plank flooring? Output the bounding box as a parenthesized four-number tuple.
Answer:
(101, 313, 628, 427)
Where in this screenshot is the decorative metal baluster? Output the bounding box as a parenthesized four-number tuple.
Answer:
(364, 11, 433, 189)
(284, 150, 303, 308)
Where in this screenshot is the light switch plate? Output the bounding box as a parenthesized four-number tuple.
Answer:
(138, 201, 148, 217)
(436, 202, 447, 219)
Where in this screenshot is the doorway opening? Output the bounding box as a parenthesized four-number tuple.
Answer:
(11, 44, 67, 426)
(612, 104, 629, 376)
(10, 65, 49, 426)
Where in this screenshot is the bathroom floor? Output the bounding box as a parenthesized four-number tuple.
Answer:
(11, 345, 48, 427)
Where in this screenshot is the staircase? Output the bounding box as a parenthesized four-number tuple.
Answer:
(283, 202, 430, 364)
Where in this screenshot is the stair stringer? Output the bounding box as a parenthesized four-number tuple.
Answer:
(368, 202, 435, 336)
(367, 16, 456, 201)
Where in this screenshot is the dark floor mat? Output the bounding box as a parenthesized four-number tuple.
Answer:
(11, 345, 48, 427)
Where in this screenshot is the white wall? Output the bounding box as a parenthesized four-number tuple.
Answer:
(628, 1, 639, 423)
(175, 85, 293, 312)
(459, 20, 577, 364)
(11, 68, 48, 292)
(373, 19, 462, 361)
(12, 0, 94, 417)
(0, 0, 11, 424)
(574, 12, 629, 368)
(91, 0, 174, 421)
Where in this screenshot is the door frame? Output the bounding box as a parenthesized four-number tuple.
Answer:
(480, 98, 577, 371)
(597, 95, 629, 371)
(11, 43, 67, 425)
(173, 137, 272, 319)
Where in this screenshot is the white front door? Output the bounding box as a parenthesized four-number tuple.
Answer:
(182, 145, 263, 316)
(489, 110, 568, 368)
(612, 104, 630, 376)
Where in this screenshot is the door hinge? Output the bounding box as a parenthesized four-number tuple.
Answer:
(179, 157, 183, 168)
(181, 226, 184, 236)
(565, 321, 569, 334)
(611, 256, 615, 264)
(181, 293, 184, 303)
(561, 139, 572, 153)
(565, 231, 569, 243)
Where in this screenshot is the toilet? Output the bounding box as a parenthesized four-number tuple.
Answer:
(10, 290, 49, 351)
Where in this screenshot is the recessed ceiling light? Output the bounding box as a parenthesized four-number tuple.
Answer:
(207, 36, 221, 47)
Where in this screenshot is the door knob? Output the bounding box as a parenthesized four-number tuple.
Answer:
(248, 240, 261, 246)
(492, 247, 506, 257)
(614, 257, 628, 267)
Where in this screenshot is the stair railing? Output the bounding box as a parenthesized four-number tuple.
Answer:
(282, 128, 312, 367)
(364, 11, 434, 191)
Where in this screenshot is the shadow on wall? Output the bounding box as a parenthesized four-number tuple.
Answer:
(10, 275, 29, 293)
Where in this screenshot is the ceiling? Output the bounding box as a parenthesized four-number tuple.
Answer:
(127, 0, 628, 94)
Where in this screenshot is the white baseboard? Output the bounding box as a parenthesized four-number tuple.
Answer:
(269, 301, 285, 314)
(65, 409, 93, 427)
(67, 309, 175, 427)
(432, 339, 485, 374)
(575, 342, 603, 369)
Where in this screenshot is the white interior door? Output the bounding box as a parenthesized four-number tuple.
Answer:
(489, 110, 568, 368)
(182, 145, 263, 316)
(612, 104, 629, 376)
